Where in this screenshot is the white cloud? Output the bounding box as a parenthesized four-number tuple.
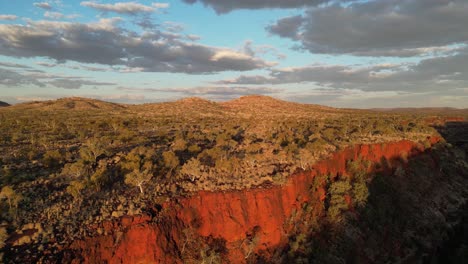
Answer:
(44, 11, 80, 20)
(0, 15, 17, 21)
(34, 2, 53, 10)
(81, 1, 160, 15)
(152, 3, 170, 9)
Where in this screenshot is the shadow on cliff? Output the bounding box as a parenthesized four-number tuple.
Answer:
(425, 122, 468, 264)
(435, 121, 468, 150)
(267, 122, 468, 264)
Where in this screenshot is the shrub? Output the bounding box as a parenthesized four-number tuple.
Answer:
(0, 227, 7, 249)
(328, 180, 352, 223)
(67, 180, 85, 201)
(163, 151, 180, 174)
(124, 168, 153, 194)
(0, 185, 22, 210)
(43, 150, 63, 168)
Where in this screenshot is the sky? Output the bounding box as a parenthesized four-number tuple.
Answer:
(0, 0, 467, 108)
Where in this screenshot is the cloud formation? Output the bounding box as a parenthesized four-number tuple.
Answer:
(285, 87, 468, 109)
(44, 11, 80, 20)
(182, 0, 333, 14)
(266, 15, 304, 40)
(80, 1, 169, 15)
(118, 85, 281, 100)
(0, 65, 116, 90)
(33, 2, 53, 10)
(218, 64, 399, 86)
(219, 45, 468, 92)
(0, 62, 31, 69)
(0, 15, 17, 21)
(268, 0, 468, 57)
(0, 68, 45, 87)
(48, 79, 115, 89)
(0, 18, 271, 73)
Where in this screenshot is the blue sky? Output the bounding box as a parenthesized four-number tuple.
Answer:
(0, 0, 467, 108)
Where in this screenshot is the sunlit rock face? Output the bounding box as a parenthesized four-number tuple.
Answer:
(67, 138, 441, 263)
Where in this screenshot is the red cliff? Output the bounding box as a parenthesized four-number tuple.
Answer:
(68, 138, 439, 263)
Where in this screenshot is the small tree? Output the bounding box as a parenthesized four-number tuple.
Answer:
(163, 151, 179, 175)
(125, 168, 153, 194)
(172, 138, 187, 152)
(0, 186, 22, 210)
(328, 180, 352, 223)
(122, 146, 155, 194)
(90, 165, 110, 191)
(66, 180, 85, 208)
(79, 138, 109, 164)
(61, 161, 89, 178)
(180, 158, 202, 182)
(0, 227, 7, 249)
(122, 146, 154, 173)
(298, 148, 315, 170)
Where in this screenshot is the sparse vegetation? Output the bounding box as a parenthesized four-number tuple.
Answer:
(0, 96, 466, 263)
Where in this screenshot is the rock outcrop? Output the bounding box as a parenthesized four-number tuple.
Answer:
(66, 137, 447, 263)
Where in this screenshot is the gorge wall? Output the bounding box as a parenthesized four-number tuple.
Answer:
(63, 136, 451, 263)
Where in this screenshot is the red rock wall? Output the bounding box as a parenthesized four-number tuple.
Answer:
(69, 137, 438, 263)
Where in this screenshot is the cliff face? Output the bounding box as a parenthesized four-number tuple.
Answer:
(66, 137, 444, 263)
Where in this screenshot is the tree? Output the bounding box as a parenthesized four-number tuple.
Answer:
(298, 148, 315, 170)
(122, 146, 155, 193)
(0, 227, 7, 249)
(180, 158, 203, 182)
(66, 180, 85, 207)
(328, 180, 352, 223)
(79, 138, 109, 164)
(347, 159, 370, 208)
(122, 146, 154, 173)
(125, 168, 153, 194)
(90, 165, 110, 191)
(61, 161, 90, 178)
(163, 151, 179, 175)
(172, 138, 187, 152)
(0, 186, 22, 210)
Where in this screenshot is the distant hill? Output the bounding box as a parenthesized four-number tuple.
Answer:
(6, 97, 127, 111)
(220, 95, 345, 118)
(134, 97, 227, 118)
(133, 95, 347, 119)
(371, 107, 468, 117)
(2, 96, 465, 119)
(371, 107, 468, 113)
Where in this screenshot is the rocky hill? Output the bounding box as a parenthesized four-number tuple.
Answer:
(0, 101, 10, 107)
(133, 97, 228, 118)
(7, 97, 127, 111)
(220, 95, 342, 117)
